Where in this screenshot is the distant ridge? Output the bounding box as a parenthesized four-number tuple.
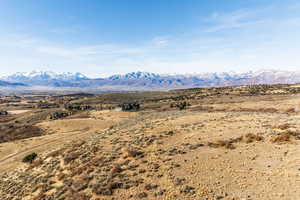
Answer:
(0, 80, 26, 87)
(1, 70, 300, 90)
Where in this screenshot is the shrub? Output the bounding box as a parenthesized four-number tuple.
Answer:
(273, 123, 291, 130)
(124, 148, 144, 158)
(208, 140, 236, 149)
(244, 133, 264, 143)
(271, 132, 291, 144)
(170, 101, 190, 110)
(271, 130, 300, 144)
(121, 102, 140, 111)
(22, 153, 38, 163)
(208, 137, 243, 150)
(49, 111, 71, 120)
(64, 152, 80, 164)
(28, 158, 43, 169)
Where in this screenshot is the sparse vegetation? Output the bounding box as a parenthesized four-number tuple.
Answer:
(1, 84, 300, 199)
(124, 147, 144, 158)
(170, 101, 190, 110)
(0, 124, 43, 143)
(208, 137, 243, 149)
(22, 153, 38, 163)
(28, 158, 43, 169)
(121, 102, 141, 111)
(271, 130, 300, 144)
(273, 123, 291, 130)
(49, 111, 71, 120)
(64, 152, 80, 164)
(65, 104, 92, 111)
(244, 133, 264, 143)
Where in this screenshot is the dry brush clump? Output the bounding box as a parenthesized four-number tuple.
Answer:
(170, 101, 191, 110)
(208, 133, 266, 149)
(88, 156, 104, 167)
(70, 165, 89, 177)
(244, 133, 264, 143)
(271, 130, 300, 144)
(72, 174, 90, 191)
(272, 123, 292, 130)
(208, 137, 243, 150)
(64, 152, 81, 164)
(48, 110, 73, 120)
(91, 163, 124, 196)
(271, 132, 292, 144)
(208, 134, 264, 149)
(27, 158, 44, 169)
(123, 147, 144, 158)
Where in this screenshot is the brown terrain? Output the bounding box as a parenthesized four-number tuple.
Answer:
(0, 84, 300, 200)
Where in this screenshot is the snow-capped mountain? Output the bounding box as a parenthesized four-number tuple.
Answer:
(1, 71, 88, 82)
(0, 80, 26, 87)
(1, 70, 300, 90)
(108, 72, 160, 80)
(0, 71, 89, 87)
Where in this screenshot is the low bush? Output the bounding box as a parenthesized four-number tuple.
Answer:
(124, 148, 144, 158)
(64, 152, 80, 164)
(22, 153, 38, 163)
(244, 133, 264, 143)
(271, 130, 300, 144)
(273, 123, 291, 130)
(208, 136, 243, 150)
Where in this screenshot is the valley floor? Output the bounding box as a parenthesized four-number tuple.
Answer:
(1, 92, 300, 200)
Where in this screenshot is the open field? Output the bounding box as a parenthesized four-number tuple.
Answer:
(1, 84, 300, 199)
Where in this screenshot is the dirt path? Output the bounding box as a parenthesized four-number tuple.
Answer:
(0, 130, 89, 171)
(0, 111, 136, 172)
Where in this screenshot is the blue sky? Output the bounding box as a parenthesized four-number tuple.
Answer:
(0, 0, 300, 76)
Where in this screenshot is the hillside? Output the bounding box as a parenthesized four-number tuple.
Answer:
(1, 84, 300, 199)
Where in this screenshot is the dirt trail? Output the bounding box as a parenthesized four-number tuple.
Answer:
(0, 130, 89, 172)
(0, 111, 135, 172)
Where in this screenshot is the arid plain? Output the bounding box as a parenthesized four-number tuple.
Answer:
(1, 84, 300, 200)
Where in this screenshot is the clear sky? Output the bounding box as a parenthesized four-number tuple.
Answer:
(0, 0, 300, 76)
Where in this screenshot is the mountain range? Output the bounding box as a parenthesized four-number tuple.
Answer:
(1, 70, 300, 90)
(0, 80, 26, 87)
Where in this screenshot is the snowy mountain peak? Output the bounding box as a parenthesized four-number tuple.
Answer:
(1, 71, 88, 81)
(1, 69, 300, 89)
(108, 71, 160, 80)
